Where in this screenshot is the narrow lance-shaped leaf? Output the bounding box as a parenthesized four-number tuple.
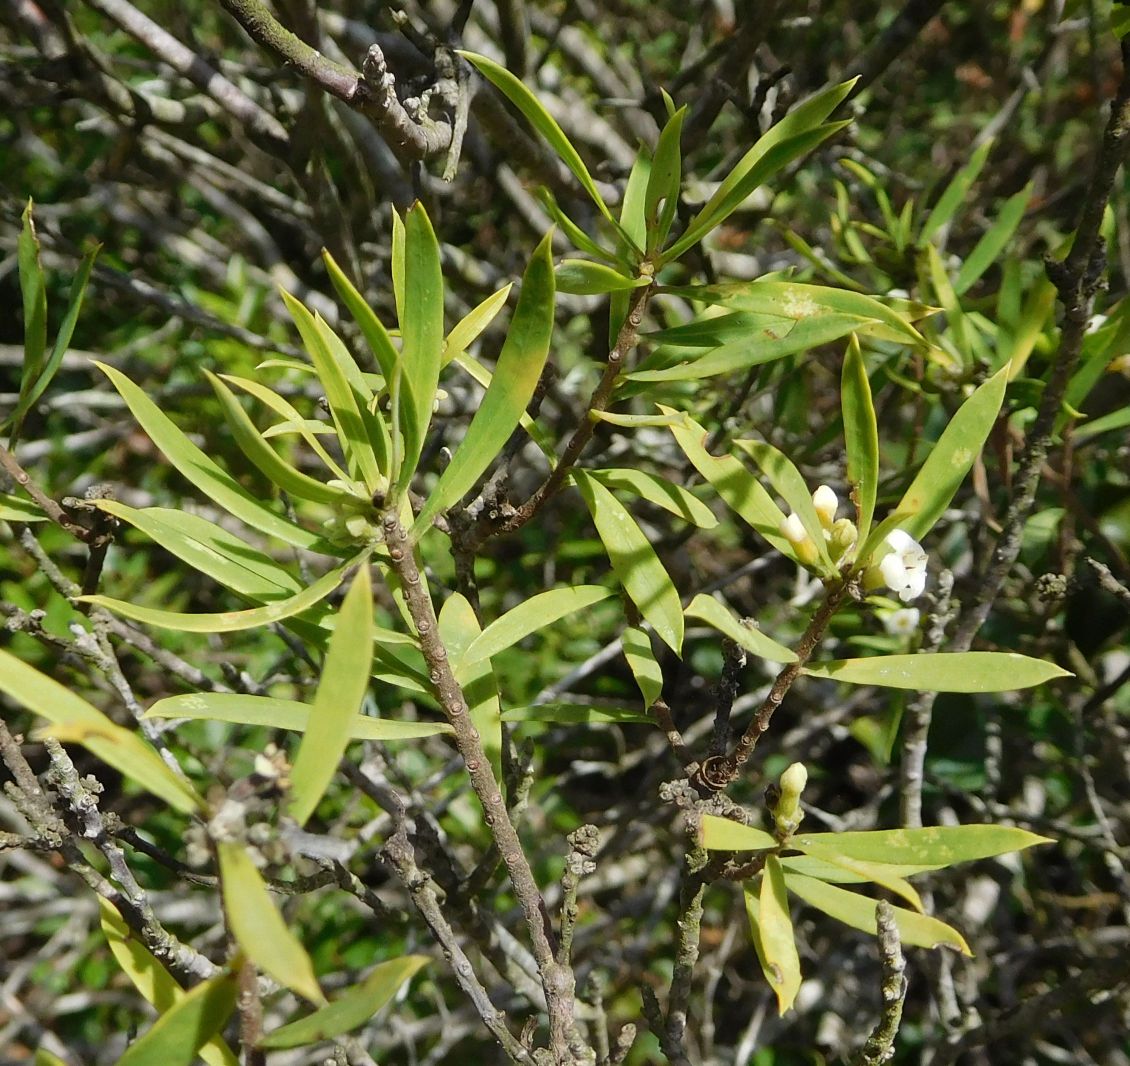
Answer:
(459, 50, 615, 225)
(784, 871, 971, 953)
(98, 899, 238, 1066)
(664, 408, 793, 556)
(322, 248, 400, 383)
(456, 585, 614, 672)
(701, 814, 777, 852)
(116, 971, 238, 1066)
(439, 593, 502, 783)
(622, 625, 663, 708)
(790, 840, 924, 911)
(0, 494, 47, 522)
(893, 365, 1009, 541)
(94, 363, 325, 552)
(289, 565, 375, 826)
(16, 199, 47, 415)
(217, 840, 325, 1003)
(954, 183, 1033, 295)
(79, 558, 355, 634)
(751, 856, 803, 1014)
(590, 468, 717, 529)
(841, 334, 879, 543)
(920, 137, 994, 245)
(646, 105, 687, 252)
(575, 470, 684, 653)
(685, 594, 797, 663)
(444, 283, 513, 365)
(396, 202, 444, 492)
(145, 692, 450, 740)
(556, 259, 646, 295)
(261, 957, 429, 1050)
(10, 239, 99, 441)
(0, 650, 204, 815)
(803, 651, 1072, 692)
(793, 824, 1053, 867)
(501, 704, 654, 726)
(414, 231, 554, 535)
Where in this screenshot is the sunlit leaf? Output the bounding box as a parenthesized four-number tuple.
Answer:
(556, 259, 645, 295)
(685, 594, 796, 663)
(444, 284, 513, 364)
(701, 814, 777, 851)
(841, 334, 879, 541)
(783, 871, 971, 953)
(803, 651, 1070, 691)
(0, 493, 47, 522)
(791, 840, 924, 911)
(793, 824, 1053, 867)
(145, 692, 450, 739)
(261, 956, 429, 1049)
(893, 365, 1008, 541)
(780, 854, 943, 883)
(217, 841, 325, 1004)
(116, 971, 238, 1066)
(456, 585, 613, 671)
(414, 231, 554, 534)
(574, 471, 683, 653)
(622, 625, 663, 707)
(589, 468, 717, 528)
(0, 650, 204, 814)
(323, 249, 400, 384)
(289, 566, 374, 826)
(750, 857, 802, 1014)
(94, 363, 325, 551)
(79, 558, 356, 633)
(501, 703, 654, 726)
(646, 105, 687, 252)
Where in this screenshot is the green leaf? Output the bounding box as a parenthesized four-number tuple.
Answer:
(0, 650, 204, 815)
(444, 284, 513, 364)
(701, 814, 777, 851)
(322, 249, 400, 384)
(279, 292, 385, 492)
(923, 243, 972, 365)
(261, 956, 429, 1049)
(783, 871, 971, 953)
(841, 334, 879, 542)
(98, 900, 238, 1066)
(892, 365, 1008, 541)
(589, 468, 717, 529)
(79, 558, 355, 633)
(439, 592, 502, 783)
(574, 470, 683, 653)
(646, 105, 687, 252)
(117, 972, 238, 1066)
(618, 147, 651, 255)
(500, 704, 654, 726)
(791, 839, 924, 911)
(659, 280, 924, 346)
(289, 566, 374, 826)
(217, 841, 325, 1004)
(95, 363, 325, 551)
(920, 138, 994, 244)
(954, 184, 1033, 295)
(145, 692, 450, 740)
(205, 370, 357, 507)
(1074, 403, 1130, 443)
(750, 857, 802, 1014)
(622, 625, 663, 707)
(793, 824, 1053, 867)
(685, 593, 797, 663)
(555, 259, 646, 295)
(663, 78, 857, 263)
(536, 188, 621, 264)
(93, 502, 305, 601)
(1114, 6, 1130, 38)
(780, 854, 943, 884)
(0, 493, 47, 522)
(665, 408, 793, 556)
(803, 651, 1071, 691)
(460, 50, 615, 224)
(16, 200, 47, 413)
(9, 240, 99, 441)
(589, 411, 686, 429)
(414, 231, 554, 535)
(456, 585, 613, 671)
(627, 314, 874, 382)
(734, 439, 834, 571)
(397, 202, 445, 491)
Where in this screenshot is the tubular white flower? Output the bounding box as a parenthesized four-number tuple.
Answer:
(812, 485, 838, 529)
(878, 529, 928, 603)
(882, 607, 921, 636)
(780, 512, 808, 544)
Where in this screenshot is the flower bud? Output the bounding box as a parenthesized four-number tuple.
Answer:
(772, 762, 807, 838)
(828, 517, 858, 561)
(812, 485, 838, 529)
(779, 512, 819, 567)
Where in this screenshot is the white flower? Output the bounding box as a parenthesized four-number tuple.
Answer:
(812, 485, 838, 529)
(878, 529, 928, 603)
(882, 607, 921, 637)
(780, 512, 808, 544)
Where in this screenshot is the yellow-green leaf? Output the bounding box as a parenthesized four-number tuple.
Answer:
(841, 334, 879, 542)
(701, 814, 777, 851)
(261, 956, 429, 1049)
(117, 971, 238, 1066)
(589, 468, 717, 529)
(622, 625, 663, 708)
(685, 594, 796, 663)
(783, 871, 971, 953)
(289, 565, 375, 826)
(791, 840, 924, 911)
(747, 857, 802, 1014)
(574, 471, 683, 653)
(217, 841, 325, 1004)
(144, 693, 450, 740)
(444, 284, 512, 365)
(555, 259, 646, 295)
(803, 652, 1071, 692)
(0, 650, 203, 814)
(501, 703, 654, 726)
(0, 493, 47, 522)
(793, 824, 1053, 867)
